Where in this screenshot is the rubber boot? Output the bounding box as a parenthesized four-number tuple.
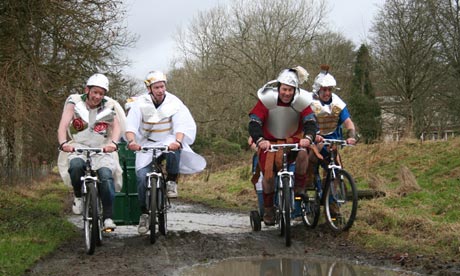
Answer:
(263, 207, 275, 226)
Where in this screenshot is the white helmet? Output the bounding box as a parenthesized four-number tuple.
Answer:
(144, 71, 167, 87)
(277, 69, 299, 89)
(86, 73, 109, 91)
(313, 73, 337, 94)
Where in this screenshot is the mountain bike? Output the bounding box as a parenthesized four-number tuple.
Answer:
(140, 146, 170, 244)
(268, 143, 304, 247)
(314, 139, 358, 232)
(74, 147, 108, 255)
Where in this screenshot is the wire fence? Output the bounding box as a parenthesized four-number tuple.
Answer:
(0, 162, 56, 185)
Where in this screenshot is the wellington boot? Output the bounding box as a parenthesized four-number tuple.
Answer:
(263, 207, 275, 226)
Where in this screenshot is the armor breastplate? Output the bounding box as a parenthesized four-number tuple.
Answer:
(68, 94, 115, 146)
(138, 94, 179, 141)
(258, 86, 303, 139)
(267, 107, 300, 139)
(310, 93, 346, 135)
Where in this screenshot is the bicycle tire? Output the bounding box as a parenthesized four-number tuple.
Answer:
(158, 178, 167, 236)
(249, 210, 262, 231)
(96, 194, 103, 246)
(324, 169, 358, 232)
(84, 181, 98, 255)
(149, 176, 158, 244)
(300, 188, 320, 229)
(282, 176, 291, 247)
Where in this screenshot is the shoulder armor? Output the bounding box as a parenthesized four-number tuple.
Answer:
(331, 93, 346, 109)
(257, 85, 278, 109)
(291, 89, 313, 112)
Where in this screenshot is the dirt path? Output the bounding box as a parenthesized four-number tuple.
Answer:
(25, 202, 459, 275)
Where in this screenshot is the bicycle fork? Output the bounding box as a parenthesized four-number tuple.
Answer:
(278, 172, 295, 212)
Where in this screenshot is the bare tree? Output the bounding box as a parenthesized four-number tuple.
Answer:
(371, 0, 443, 138)
(0, 0, 136, 171)
(428, 0, 460, 128)
(173, 0, 327, 144)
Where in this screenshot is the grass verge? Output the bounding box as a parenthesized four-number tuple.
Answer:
(0, 176, 77, 276)
(182, 138, 460, 261)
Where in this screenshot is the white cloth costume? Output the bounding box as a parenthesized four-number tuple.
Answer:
(126, 92, 206, 173)
(58, 94, 126, 192)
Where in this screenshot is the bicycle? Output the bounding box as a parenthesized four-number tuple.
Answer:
(74, 147, 111, 255)
(268, 143, 304, 247)
(139, 145, 170, 244)
(310, 138, 358, 232)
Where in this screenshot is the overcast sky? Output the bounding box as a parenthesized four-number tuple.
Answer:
(122, 0, 385, 79)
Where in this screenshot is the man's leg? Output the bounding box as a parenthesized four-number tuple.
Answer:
(68, 158, 85, 215)
(165, 150, 181, 198)
(98, 167, 116, 229)
(262, 176, 275, 226)
(294, 150, 309, 195)
(136, 164, 151, 234)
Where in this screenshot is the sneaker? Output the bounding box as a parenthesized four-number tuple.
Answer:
(138, 214, 149, 234)
(72, 197, 83, 215)
(103, 218, 116, 231)
(167, 181, 178, 198)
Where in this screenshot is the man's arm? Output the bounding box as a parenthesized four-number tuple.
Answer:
(57, 103, 75, 152)
(343, 118, 357, 145)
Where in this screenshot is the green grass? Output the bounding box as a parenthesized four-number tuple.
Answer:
(184, 137, 460, 261)
(0, 178, 77, 276)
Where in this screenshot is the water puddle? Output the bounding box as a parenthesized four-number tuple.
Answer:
(178, 256, 416, 276)
(68, 201, 250, 237)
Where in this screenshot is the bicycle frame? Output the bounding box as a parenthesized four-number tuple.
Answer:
(268, 143, 302, 247)
(315, 139, 358, 232)
(140, 145, 169, 244)
(74, 148, 105, 255)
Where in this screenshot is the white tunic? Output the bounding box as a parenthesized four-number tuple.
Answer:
(58, 94, 126, 192)
(126, 92, 206, 173)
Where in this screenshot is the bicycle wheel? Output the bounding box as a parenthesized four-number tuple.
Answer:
(149, 176, 158, 244)
(300, 188, 320, 228)
(250, 210, 261, 231)
(282, 176, 291, 247)
(83, 181, 98, 255)
(96, 195, 103, 246)
(324, 169, 358, 232)
(157, 178, 167, 236)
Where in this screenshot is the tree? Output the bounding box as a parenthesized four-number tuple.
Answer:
(371, 0, 443, 138)
(347, 44, 381, 143)
(428, 0, 460, 129)
(0, 0, 136, 171)
(173, 0, 328, 144)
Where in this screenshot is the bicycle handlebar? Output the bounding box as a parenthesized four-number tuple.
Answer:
(73, 148, 105, 154)
(322, 139, 353, 147)
(267, 143, 304, 152)
(140, 145, 169, 153)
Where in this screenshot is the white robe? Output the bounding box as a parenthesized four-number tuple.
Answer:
(125, 92, 206, 173)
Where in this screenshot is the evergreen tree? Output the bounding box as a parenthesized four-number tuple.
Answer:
(348, 44, 382, 143)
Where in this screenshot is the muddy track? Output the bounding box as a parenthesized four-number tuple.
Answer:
(25, 202, 460, 275)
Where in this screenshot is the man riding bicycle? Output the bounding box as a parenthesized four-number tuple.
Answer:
(57, 73, 126, 231)
(248, 66, 317, 226)
(125, 70, 206, 235)
(305, 65, 357, 194)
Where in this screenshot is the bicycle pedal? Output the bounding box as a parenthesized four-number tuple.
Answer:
(103, 228, 115, 233)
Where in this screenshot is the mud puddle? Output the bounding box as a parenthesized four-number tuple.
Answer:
(26, 201, 454, 276)
(179, 256, 417, 276)
(68, 201, 251, 236)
